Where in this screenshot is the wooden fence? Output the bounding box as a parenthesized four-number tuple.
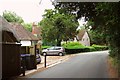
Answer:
(2, 42, 21, 79)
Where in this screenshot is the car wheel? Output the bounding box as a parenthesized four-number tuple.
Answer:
(43, 52, 47, 56)
(59, 52, 63, 56)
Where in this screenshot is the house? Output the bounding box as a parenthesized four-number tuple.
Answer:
(75, 29, 90, 46)
(1, 16, 40, 78)
(32, 22, 42, 52)
(10, 23, 39, 54)
(0, 16, 21, 78)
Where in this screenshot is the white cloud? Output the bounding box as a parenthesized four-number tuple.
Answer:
(0, 0, 54, 23)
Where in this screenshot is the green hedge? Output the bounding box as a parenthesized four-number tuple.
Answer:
(62, 42, 108, 54)
(92, 44, 108, 51)
(62, 42, 91, 54)
(41, 46, 51, 49)
(65, 48, 86, 54)
(62, 42, 86, 49)
(64, 47, 96, 54)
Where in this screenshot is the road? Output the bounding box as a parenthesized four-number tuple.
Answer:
(26, 51, 109, 78)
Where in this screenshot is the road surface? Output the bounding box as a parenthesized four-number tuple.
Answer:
(26, 51, 109, 78)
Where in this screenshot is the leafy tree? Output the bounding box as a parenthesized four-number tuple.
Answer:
(39, 9, 79, 46)
(89, 30, 107, 45)
(2, 11, 24, 24)
(55, 2, 98, 20)
(55, 2, 120, 75)
(96, 3, 120, 75)
(22, 23, 32, 32)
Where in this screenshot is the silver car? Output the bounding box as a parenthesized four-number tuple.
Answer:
(42, 46, 66, 56)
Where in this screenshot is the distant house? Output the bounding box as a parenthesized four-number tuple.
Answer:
(75, 29, 90, 46)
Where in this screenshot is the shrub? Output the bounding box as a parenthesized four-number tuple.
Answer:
(62, 42, 91, 54)
(92, 44, 108, 51)
(62, 42, 86, 49)
(85, 46, 96, 52)
(41, 46, 51, 49)
(63, 43, 108, 54)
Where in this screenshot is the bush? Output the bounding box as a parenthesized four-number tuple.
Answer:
(85, 46, 96, 52)
(62, 42, 93, 54)
(62, 42, 86, 49)
(41, 46, 51, 50)
(62, 42, 108, 54)
(92, 44, 108, 51)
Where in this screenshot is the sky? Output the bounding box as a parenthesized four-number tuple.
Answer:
(0, 0, 54, 23)
(0, 0, 86, 28)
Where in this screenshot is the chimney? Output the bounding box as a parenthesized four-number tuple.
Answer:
(32, 22, 37, 35)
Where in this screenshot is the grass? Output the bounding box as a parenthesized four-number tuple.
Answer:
(108, 56, 118, 78)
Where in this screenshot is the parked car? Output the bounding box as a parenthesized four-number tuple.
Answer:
(42, 46, 66, 56)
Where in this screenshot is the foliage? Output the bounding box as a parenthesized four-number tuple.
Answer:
(85, 46, 96, 52)
(41, 46, 51, 50)
(2, 11, 24, 24)
(62, 42, 107, 54)
(62, 42, 85, 49)
(93, 2, 119, 74)
(95, 3, 119, 59)
(92, 44, 108, 51)
(55, 2, 99, 21)
(22, 23, 32, 32)
(39, 9, 79, 46)
(88, 30, 107, 45)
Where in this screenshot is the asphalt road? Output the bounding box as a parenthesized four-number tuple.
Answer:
(26, 51, 109, 78)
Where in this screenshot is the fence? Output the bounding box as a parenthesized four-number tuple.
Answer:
(2, 42, 21, 79)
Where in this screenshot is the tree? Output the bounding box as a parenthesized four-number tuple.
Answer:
(39, 9, 79, 46)
(2, 11, 24, 24)
(22, 23, 32, 32)
(55, 2, 98, 20)
(55, 2, 120, 75)
(96, 3, 120, 75)
(89, 30, 107, 45)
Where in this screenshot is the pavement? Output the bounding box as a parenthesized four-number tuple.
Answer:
(19, 54, 75, 76)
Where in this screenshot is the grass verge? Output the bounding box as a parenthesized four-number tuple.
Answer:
(107, 56, 118, 78)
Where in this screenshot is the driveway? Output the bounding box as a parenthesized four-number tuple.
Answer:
(24, 51, 109, 78)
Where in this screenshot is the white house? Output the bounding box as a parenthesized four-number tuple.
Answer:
(75, 29, 90, 46)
